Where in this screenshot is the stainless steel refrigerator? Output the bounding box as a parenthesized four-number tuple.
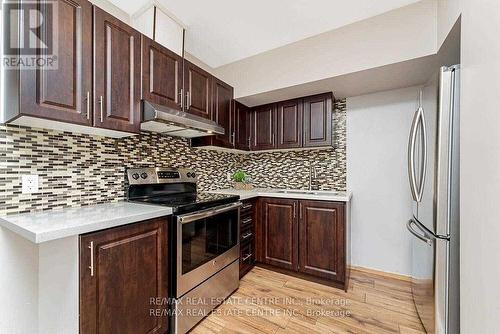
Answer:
(406, 65, 460, 334)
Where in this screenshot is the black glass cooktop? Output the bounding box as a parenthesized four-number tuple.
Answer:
(131, 192, 240, 214)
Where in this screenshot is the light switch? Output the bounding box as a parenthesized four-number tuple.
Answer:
(22, 175, 39, 194)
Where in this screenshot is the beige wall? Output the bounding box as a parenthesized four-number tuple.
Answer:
(347, 86, 418, 276)
(214, 0, 437, 99)
(458, 0, 500, 333)
(437, 0, 461, 47)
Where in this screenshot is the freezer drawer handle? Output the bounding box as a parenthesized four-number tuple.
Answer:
(407, 220, 432, 245)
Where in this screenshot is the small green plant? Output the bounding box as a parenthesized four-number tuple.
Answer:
(232, 170, 247, 183)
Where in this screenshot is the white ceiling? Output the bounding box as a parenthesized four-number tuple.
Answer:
(108, 0, 421, 68)
(237, 55, 438, 106)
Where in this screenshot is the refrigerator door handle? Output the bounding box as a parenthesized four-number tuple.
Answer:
(407, 219, 433, 245)
(408, 108, 421, 202)
(416, 107, 427, 202)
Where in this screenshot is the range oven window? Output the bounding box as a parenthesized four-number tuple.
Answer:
(181, 209, 238, 275)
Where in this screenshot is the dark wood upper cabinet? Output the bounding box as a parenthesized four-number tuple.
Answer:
(234, 101, 251, 150)
(184, 60, 212, 118)
(260, 198, 298, 271)
(197, 92, 334, 151)
(303, 93, 333, 147)
(142, 36, 182, 111)
(212, 78, 234, 147)
(93, 6, 141, 134)
(251, 104, 276, 150)
(80, 217, 169, 334)
(191, 78, 234, 148)
(299, 200, 345, 282)
(277, 98, 303, 149)
(20, 0, 93, 125)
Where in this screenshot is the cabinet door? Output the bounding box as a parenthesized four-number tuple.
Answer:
(277, 98, 303, 149)
(20, 0, 92, 125)
(251, 104, 276, 150)
(80, 218, 168, 334)
(212, 78, 234, 147)
(299, 200, 345, 281)
(184, 60, 212, 118)
(142, 35, 182, 111)
(234, 101, 250, 150)
(260, 198, 298, 270)
(303, 93, 333, 147)
(94, 7, 141, 133)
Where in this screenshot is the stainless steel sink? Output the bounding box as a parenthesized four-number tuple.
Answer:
(272, 189, 341, 196)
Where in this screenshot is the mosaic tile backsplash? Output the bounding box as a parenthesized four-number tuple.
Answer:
(0, 99, 346, 216)
(244, 99, 346, 190)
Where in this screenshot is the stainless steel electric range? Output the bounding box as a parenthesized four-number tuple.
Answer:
(126, 167, 241, 334)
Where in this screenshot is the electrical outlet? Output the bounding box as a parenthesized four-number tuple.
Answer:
(22, 175, 39, 194)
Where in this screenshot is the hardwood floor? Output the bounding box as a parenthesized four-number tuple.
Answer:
(192, 266, 425, 334)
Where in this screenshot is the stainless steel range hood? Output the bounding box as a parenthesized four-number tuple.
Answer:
(141, 101, 224, 138)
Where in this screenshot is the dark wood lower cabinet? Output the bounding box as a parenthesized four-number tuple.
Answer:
(299, 200, 345, 282)
(258, 198, 298, 271)
(80, 218, 169, 334)
(256, 198, 348, 290)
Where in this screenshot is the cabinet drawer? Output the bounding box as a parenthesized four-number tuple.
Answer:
(240, 225, 253, 243)
(240, 241, 254, 278)
(240, 216, 253, 226)
(240, 201, 254, 214)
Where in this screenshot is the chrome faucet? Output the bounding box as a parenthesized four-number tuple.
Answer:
(308, 165, 317, 191)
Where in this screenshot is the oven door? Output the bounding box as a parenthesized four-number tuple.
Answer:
(176, 202, 241, 297)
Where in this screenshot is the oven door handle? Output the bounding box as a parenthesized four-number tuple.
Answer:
(177, 202, 242, 224)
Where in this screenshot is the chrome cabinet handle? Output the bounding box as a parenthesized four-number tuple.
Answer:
(241, 204, 252, 210)
(99, 96, 104, 123)
(407, 220, 432, 245)
(241, 232, 252, 239)
(242, 253, 252, 262)
(186, 91, 190, 110)
(88, 241, 94, 277)
(231, 132, 235, 146)
(180, 88, 184, 108)
(241, 218, 252, 225)
(86, 91, 90, 119)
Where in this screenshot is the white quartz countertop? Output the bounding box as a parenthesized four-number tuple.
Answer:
(0, 202, 172, 244)
(209, 188, 352, 202)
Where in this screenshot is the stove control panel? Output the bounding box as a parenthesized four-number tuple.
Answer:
(127, 168, 197, 185)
